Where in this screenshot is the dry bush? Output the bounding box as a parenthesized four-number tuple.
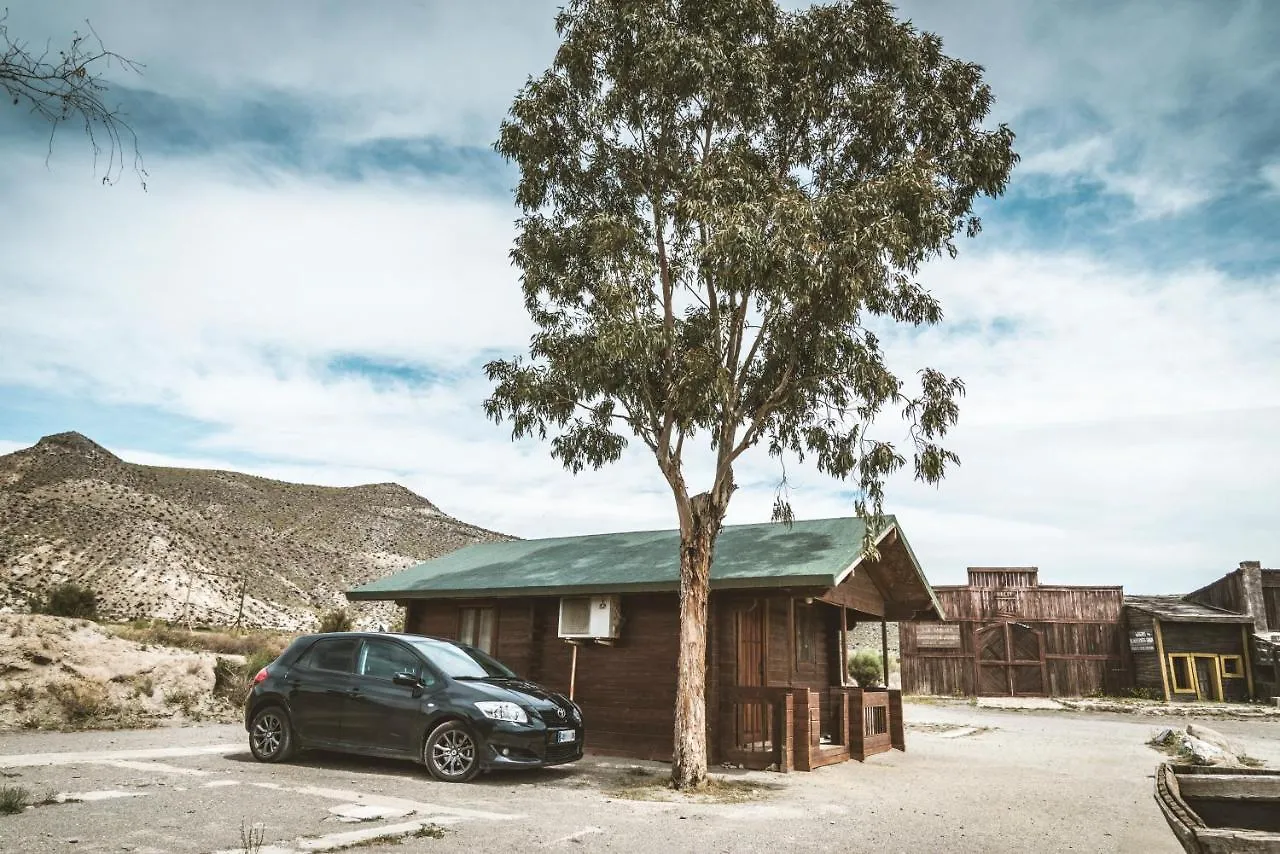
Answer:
(47, 679, 116, 726)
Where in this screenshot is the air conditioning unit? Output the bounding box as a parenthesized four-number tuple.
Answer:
(557, 595, 621, 640)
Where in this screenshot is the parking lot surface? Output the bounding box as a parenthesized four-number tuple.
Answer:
(2, 704, 1278, 853)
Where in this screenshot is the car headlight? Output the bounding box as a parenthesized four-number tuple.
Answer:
(570, 703, 582, 723)
(474, 701, 528, 724)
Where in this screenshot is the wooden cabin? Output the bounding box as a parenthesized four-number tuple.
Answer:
(1185, 561, 1280, 701)
(347, 515, 945, 772)
(1124, 596, 1257, 703)
(899, 567, 1129, 697)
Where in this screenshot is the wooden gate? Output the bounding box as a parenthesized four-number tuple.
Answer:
(975, 621, 1047, 696)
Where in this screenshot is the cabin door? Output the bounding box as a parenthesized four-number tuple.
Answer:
(1193, 656, 1222, 701)
(734, 603, 767, 744)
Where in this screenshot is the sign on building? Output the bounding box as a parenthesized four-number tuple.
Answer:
(916, 623, 962, 648)
(1129, 630, 1155, 652)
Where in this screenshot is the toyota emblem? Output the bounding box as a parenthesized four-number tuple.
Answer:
(556, 707, 566, 719)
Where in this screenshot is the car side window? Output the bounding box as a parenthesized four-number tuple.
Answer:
(357, 639, 434, 685)
(297, 638, 358, 673)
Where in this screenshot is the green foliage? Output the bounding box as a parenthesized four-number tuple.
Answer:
(318, 609, 353, 633)
(485, 0, 1018, 540)
(32, 582, 98, 619)
(847, 649, 884, 687)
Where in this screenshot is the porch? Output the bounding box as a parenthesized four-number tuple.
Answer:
(718, 686, 906, 772)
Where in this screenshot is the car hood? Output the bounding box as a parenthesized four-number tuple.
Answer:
(454, 677, 572, 712)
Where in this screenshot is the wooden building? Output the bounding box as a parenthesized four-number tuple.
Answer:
(1123, 596, 1257, 703)
(899, 567, 1128, 697)
(1181, 560, 1279, 701)
(347, 515, 945, 772)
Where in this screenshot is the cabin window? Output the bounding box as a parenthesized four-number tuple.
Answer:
(458, 607, 496, 655)
(1168, 654, 1194, 693)
(1220, 655, 1244, 678)
(795, 603, 817, 667)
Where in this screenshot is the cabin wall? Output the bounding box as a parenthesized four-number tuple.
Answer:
(1158, 621, 1252, 703)
(406, 593, 682, 761)
(1264, 570, 1280, 633)
(1125, 610, 1166, 698)
(1187, 571, 1245, 614)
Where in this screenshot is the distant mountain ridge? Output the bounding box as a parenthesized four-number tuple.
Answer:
(0, 432, 512, 629)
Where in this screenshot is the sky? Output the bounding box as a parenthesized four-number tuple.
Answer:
(0, 0, 1277, 593)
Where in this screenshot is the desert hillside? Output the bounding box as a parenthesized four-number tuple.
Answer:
(0, 432, 512, 629)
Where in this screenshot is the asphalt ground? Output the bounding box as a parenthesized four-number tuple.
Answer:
(1, 704, 1278, 853)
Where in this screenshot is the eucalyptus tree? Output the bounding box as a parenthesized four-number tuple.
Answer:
(485, 0, 1017, 788)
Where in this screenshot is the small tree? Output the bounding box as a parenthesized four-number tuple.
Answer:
(1, 11, 146, 186)
(34, 582, 99, 619)
(485, 0, 1017, 788)
(847, 649, 884, 687)
(318, 609, 354, 633)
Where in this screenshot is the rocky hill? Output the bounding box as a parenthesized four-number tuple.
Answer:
(0, 432, 512, 630)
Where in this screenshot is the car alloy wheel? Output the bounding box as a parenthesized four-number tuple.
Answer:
(424, 721, 480, 782)
(249, 706, 295, 762)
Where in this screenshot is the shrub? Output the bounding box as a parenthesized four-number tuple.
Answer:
(32, 582, 98, 619)
(47, 680, 114, 726)
(847, 650, 884, 688)
(318, 609, 353, 633)
(0, 785, 30, 815)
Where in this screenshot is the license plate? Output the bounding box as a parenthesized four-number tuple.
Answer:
(554, 729, 576, 744)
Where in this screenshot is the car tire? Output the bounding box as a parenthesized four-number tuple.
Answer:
(248, 705, 298, 763)
(423, 720, 481, 783)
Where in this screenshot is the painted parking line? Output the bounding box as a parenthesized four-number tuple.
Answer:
(0, 743, 241, 768)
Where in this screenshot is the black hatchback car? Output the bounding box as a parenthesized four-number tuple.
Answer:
(244, 631, 584, 782)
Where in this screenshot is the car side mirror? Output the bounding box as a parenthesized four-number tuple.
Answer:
(392, 672, 421, 688)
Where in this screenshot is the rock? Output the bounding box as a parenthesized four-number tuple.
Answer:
(1183, 736, 1231, 765)
(1185, 723, 1242, 757)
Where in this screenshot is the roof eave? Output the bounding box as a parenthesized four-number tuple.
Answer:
(346, 573, 839, 602)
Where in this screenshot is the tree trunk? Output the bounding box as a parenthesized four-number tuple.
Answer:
(671, 492, 723, 789)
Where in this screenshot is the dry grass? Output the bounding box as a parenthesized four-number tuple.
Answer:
(602, 767, 778, 804)
(108, 623, 291, 660)
(0, 785, 29, 815)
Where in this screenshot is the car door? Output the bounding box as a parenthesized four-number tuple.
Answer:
(287, 636, 359, 744)
(348, 638, 438, 755)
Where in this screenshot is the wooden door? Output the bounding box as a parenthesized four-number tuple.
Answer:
(974, 622, 1047, 696)
(1193, 656, 1222, 701)
(734, 603, 767, 746)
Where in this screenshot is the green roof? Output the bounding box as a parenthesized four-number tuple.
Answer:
(348, 515, 912, 600)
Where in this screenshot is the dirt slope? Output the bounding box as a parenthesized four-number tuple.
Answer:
(0, 432, 511, 629)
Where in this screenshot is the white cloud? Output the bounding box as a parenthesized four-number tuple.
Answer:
(2, 0, 1278, 597)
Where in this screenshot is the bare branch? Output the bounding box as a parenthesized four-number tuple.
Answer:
(0, 12, 147, 188)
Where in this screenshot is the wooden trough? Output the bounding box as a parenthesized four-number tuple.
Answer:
(1155, 763, 1280, 853)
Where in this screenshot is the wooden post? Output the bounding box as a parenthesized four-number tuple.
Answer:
(880, 619, 889, 688)
(181, 568, 195, 629)
(787, 598, 796, 687)
(840, 608, 849, 687)
(568, 641, 579, 701)
(1240, 624, 1255, 701)
(233, 572, 249, 630)
(1153, 618, 1171, 702)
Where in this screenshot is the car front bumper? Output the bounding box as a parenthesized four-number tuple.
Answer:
(478, 721, 585, 770)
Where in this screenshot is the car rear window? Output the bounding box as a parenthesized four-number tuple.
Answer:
(297, 637, 358, 673)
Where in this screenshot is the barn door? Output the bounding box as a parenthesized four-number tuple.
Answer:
(975, 622, 1047, 696)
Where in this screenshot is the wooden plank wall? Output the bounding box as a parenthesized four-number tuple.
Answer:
(1125, 610, 1164, 697)
(1187, 572, 1245, 613)
(1263, 570, 1280, 632)
(407, 593, 682, 761)
(900, 584, 1128, 697)
(1159, 621, 1252, 703)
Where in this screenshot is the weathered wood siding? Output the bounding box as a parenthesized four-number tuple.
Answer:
(1126, 610, 1164, 697)
(1264, 570, 1280, 633)
(900, 585, 1128, 697)
(407, 593, 683, 761)
(1187, 572, 1245, 614)
(1159, 621, 1251, 703)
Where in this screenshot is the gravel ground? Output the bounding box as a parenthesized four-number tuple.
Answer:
(1, 703, 1278, 853)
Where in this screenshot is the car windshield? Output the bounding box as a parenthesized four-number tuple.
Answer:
(409, 639, 517, 679)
